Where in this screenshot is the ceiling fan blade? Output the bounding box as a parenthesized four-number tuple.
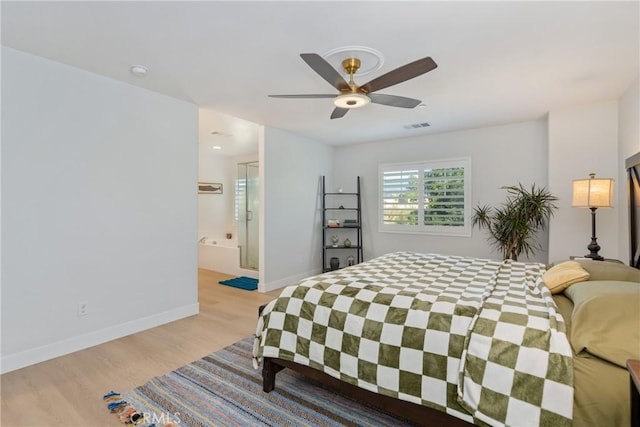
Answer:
(268, 94, 337, 99)
(359, 57, 437, 94)
(300, 53, 350, 92)
(368, 93, 422, 109)
(330, 107, 349, 119)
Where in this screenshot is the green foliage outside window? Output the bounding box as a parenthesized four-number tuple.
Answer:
(382, 168, 464, 227)
(424, 167, 464, 227)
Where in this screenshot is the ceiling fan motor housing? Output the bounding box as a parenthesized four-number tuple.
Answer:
(342, 58, 361, 76)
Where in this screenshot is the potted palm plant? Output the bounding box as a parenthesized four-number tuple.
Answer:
(472, 184, 558, 261)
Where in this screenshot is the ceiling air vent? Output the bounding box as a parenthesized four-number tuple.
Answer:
(403, 122, 431, 130)
(210, 131, 232, 137)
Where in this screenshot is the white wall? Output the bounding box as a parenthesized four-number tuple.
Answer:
(618, 77, 640, 161)
(1, 47, 199, 373)
(259, 126, 333, 291)
(548, 101, 619, 262)
(617, 76, 640, 263)
(333, 120, 549, 263)
(198, 147, 236, 243)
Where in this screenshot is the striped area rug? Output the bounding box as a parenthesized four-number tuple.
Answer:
(112, 337, 412, 427)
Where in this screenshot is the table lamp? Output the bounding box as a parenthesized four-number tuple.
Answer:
(572, 173, 614, 261)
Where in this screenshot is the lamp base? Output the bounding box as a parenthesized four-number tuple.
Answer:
(584, 237, 604, 261)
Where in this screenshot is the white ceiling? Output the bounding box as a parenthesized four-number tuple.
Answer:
(2, 1, 638, 157)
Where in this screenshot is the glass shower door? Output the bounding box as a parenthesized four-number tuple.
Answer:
(237, 162, 259, 270)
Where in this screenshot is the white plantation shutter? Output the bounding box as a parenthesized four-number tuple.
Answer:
(235, 178, 245, 221)
(379, 158, 471, 236)
(382, 169, 420, 226)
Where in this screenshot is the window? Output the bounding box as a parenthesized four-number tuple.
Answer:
(379, 158, 471, 236)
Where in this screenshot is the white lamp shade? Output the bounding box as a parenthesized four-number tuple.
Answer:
(572, 175, 614, 208)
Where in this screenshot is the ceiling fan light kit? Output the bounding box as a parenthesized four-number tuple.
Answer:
(268, 51, 437, 119)
(334, 93, 370, 109)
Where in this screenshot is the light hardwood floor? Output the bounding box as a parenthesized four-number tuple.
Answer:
(1, 269, 281, 427)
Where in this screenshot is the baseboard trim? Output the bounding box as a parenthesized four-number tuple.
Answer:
(259, 269, 321, 293)
(0, 303, 199, 374)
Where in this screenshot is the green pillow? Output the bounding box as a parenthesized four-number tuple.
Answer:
(564, 281, 640, 368)
(572, 259, 640, 282)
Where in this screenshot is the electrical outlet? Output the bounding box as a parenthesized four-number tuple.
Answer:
(78, 301, 88, 317)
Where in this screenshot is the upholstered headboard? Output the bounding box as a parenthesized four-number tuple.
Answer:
(626, 151, 640, 269)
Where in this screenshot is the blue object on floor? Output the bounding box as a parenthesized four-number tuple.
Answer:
(218, 276, 258, 291)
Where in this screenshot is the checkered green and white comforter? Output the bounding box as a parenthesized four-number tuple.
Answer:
(254, 252, 573, 427)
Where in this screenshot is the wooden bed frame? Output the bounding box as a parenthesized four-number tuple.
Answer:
(262, 357, 473, 426)
(258, 305, 473, 426)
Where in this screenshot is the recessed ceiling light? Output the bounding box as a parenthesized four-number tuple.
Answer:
(212, 145, 222, 150)
(129, 65, 148, 77)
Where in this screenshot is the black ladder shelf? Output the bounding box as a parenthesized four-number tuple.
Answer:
(322, 176, 363, 272)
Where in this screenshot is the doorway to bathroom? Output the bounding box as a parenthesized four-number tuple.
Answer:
(237, 161, 259, 270)
(197, 108, 260, 278)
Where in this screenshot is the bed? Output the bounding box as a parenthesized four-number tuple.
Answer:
(254, 252, 640, 426)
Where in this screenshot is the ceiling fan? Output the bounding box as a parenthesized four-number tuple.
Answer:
(269, 53, 437, 119)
